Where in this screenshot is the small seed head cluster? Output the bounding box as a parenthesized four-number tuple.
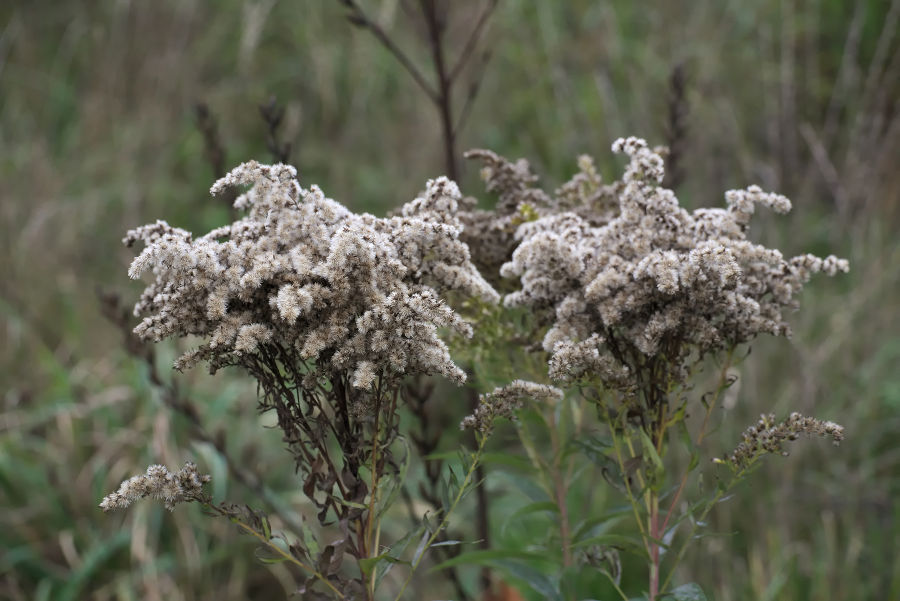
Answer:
(719, 412, 845, 470)
(125, 162, 498, 389)
(461, 379, 564, 433)
(100, 462, 210, 512)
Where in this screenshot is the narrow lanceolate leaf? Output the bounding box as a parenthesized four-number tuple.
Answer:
(430, 539, 465, 547)
(377, 436, 411, 518)
(374, 526, 421, 587)
(639, 429, 665, 481)
(429, 549, 551, 572)
(501, 501, 561, 536)
(359, 552, 408, 578)
(491, 559, 563, 601)
(570, 534, 649, 560)
(668, 583, 708, 601)
(411, 528, 432, 566)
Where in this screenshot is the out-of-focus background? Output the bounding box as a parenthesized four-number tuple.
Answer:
(1, 1, 898, 600)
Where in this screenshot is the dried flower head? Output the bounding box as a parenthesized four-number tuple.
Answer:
(717, 412, 846, 470)
(100, 462, 210, 512)
(125, 162, 498, 388)
(460, 149, 620, 285)
(488, 137, 848, 388)
(461, 379, 564, 433)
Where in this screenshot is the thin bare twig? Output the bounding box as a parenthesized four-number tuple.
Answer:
(448, 0, 498, 83)
(194, 103, 227, 178)
(663, 63, 688, 191)
(454, 49, 492, 138)
(419, 0, 459, 180)
(340, 0, 499, 181)
(341, 0, 439, 102)
(259, 96, 293, 165)
(194, 103, 238, 215)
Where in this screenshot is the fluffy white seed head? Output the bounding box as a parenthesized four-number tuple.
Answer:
(125, 164, 498, 387)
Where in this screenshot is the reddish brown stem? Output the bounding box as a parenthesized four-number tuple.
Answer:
(649, 496, 660, 601)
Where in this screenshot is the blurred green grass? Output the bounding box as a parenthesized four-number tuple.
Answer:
(1, 0, 898, 599)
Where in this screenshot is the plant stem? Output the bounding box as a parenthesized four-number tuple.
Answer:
(420, 0, 458, 180)
(603, 403, 649, 547)
(205, 504, 345, 599)
(649, 491, 660, 601)
(392, 434, 488, 601)
(549, 408, 573, 567)
(660, 350, 735, 537)
(365, 380, 384, 598)
(658, 468, 746, 594)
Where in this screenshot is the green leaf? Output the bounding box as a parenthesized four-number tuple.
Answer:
(359, 552, 408, 579)
(639, 429, 665, 481)
(57, 531, 131, 601)
(378, 436, 411, 518)
(492, 559, 562, 601)
(429, 549, 550, 572)
(677, 420, 700, 472)
(301, 522, 320, 557)
(430, 539, 464, 547)
(423, 450, 458, 461)
(480, 451, 534, 472)
(411, 529, 431, 566)
(572, 506, 631, 542)
(666, 583, 708, 601)
(259, 555, 288, 564)
(337, 499, 368, 510)
(502, 501, 561, 535)
(570, 534, 649, 560)
(374, 527, 421, 586)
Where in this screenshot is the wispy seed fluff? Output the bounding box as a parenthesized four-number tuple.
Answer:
(100, 462, 210, 512)
(717, 413, 846, 470)
(124, 162, 499, 387)
(489, 137, 848, 387)
(461, 380, 564, 433)
(460, 148, 620, 283)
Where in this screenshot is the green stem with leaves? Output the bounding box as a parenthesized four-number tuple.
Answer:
(203, 502, 345, 600)
(392, 433, 488, 601)
(658, 466, 747, 594)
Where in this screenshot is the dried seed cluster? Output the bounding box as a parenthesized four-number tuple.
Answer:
(719, 412, 846, 470)
(479, 137, 848, 387)
(100, 462, 210, 512)
(125, 162, 498, 389)
(461, 379, 564, 433)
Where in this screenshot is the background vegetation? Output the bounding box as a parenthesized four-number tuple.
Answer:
(1, 0, 898, 599)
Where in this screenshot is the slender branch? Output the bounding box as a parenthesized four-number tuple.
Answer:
(448, 0, 498, 83)
(468, 386, 492, 592)
(366, 374, 385, 561)
(341, 0, 499, 180)
(649, 493, 660, 601)
(601, 400, 649, 544)
(341, 0, 439, 103)
(659, 350, 735, 537)
(404, 378, 475, 601)
(453, 49, 491, 138)
(420, 0, 458, 180)
(204, 502, 345, 599)
(658, 469, 744, 595)
(601, 570, 631, 601)
(259, 96, 293, 165)
(392, 434, 488, 601)
(548, 408, 573, 567)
